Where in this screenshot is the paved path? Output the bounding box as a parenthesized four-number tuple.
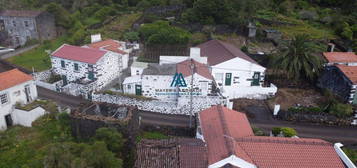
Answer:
(0, 44, 39, 59)
(37, 86, 88, 108)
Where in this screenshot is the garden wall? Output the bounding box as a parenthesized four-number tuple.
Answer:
(11, 107, 46, 127)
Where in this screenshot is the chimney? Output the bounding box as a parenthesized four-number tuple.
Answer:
(190, 47, 201, 58)
(190, 47, 207, 64)
(91, 34, 102, 43)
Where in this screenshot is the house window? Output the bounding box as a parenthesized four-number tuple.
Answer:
(0, 20, 4, 31)
(61, 60, 65, 68)
(24, 21, 29, 27)
(74, 63, 79, 71)
(12, 20, 16, 27)
(0, 93, 9, 105)
(136, 70, 139, 75)
(128, 85, 131, 89)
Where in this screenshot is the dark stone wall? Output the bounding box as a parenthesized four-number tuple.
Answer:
(36, 12, 56, 41)
(318, 66, 352, 102)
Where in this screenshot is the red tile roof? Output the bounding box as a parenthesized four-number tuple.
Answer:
(199, 105, 254, 165)
(336, 65, 357, 84)
(135, 138, 207, 168)
(0, 10, 43, 17)
(323, 52, 357, 63)
(197, 40, 258, 66)
(87, 39, 127, 54)
(199, 105, 345, 168)
(177, 59, 213, 80)
(0, 69, 33, 91)
(52, 44, 107, 64)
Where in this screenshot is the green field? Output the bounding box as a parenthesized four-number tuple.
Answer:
(6, 36, 67, 72)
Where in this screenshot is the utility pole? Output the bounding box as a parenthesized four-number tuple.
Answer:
(189, 59, 195, 128)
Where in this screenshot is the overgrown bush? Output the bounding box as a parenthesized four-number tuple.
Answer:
(139, 21, 191, 45)
(272, 127, 297, 137)
(328, 103, 353, 118)
(94, 128, 125, 154)
(252, 127, 265, 136)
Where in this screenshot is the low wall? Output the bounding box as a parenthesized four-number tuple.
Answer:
(36, 80, 62, 91)
(11, 107, 46, 127)
(223, 84, 278, 100)
(92, 93, 225, 115)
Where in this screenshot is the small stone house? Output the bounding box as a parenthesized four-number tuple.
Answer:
(0, 69, 39, 130)
(319, 65, 357, 104)
(0, 10, 56, 47)
(51, 44, 121, 90)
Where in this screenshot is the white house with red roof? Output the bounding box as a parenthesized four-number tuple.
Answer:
(0, 69, 39, 130)
(85, 38, 130, 70)
(197, 105, 356, 168)
(323, 52, 357, 66)
(123, 59, 214, 101)
(51, 43, 122, 91)
(197, 40, 277, 99)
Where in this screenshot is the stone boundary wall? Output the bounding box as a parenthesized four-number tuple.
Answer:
(92, 93, 226, 115)
(12, 107, 46, 127)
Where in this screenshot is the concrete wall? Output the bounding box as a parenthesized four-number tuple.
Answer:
(0, 80, 38, 130)
(11, 107, 46, 127)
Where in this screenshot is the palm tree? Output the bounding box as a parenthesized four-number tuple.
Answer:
(270, 34, 323, 82)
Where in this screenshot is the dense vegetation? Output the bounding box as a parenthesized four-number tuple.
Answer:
(0, 113, 125, 168)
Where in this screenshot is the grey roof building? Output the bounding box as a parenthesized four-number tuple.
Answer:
(0, 10, 56, 47)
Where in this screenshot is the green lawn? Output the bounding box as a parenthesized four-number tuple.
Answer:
(6, 36, 67, 72)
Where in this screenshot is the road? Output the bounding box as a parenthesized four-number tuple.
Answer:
(37, 87, 88, 108)
(27, 86, 357, 146)
(0, 44, 39, 59)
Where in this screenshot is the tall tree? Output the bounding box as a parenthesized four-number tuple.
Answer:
(270, 34, 323, 82)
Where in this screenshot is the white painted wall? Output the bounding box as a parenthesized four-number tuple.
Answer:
(11, 107, 46, 127)
(51, 51, 121, 90)
(0, 80, 38, 130)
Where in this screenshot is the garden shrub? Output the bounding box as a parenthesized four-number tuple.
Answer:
(329, 103, 353, 118)
(272, 127, 297, 137)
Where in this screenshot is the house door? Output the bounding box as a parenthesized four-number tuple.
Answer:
(87, 92, 92, 101)
(62, 75, 67, 86)
(88, 71, 94, 80)
(24, 85, 31, 103)
(225, 73, 232, 86)
(5, 114, 12, 127)
(135, 85, 142, 96)
(251, 72, 261, 86)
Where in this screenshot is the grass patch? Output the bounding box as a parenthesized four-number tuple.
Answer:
(16, 100, 58, 112)
(136, 131, 169, 143)
(343, 148, 357, 165)
(89, 13, 142, 40)
(6, 36, 67, 72)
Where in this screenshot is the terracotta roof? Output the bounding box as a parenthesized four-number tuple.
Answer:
(0, 69, 33, 91)
(199, 105, 345, 168)
(87, 39, 127, 54)
(199, 105, 254, 165)
(0, 10, 43, 17)
(197, 40, 258, 66)
(52, 44, 107, 64)
(336, 65, 357, 84)
(135, 138, 207, 168)
(177, 59, 213, 80)
(235, 136, 345, 168)
(323, 52, 357, 63)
